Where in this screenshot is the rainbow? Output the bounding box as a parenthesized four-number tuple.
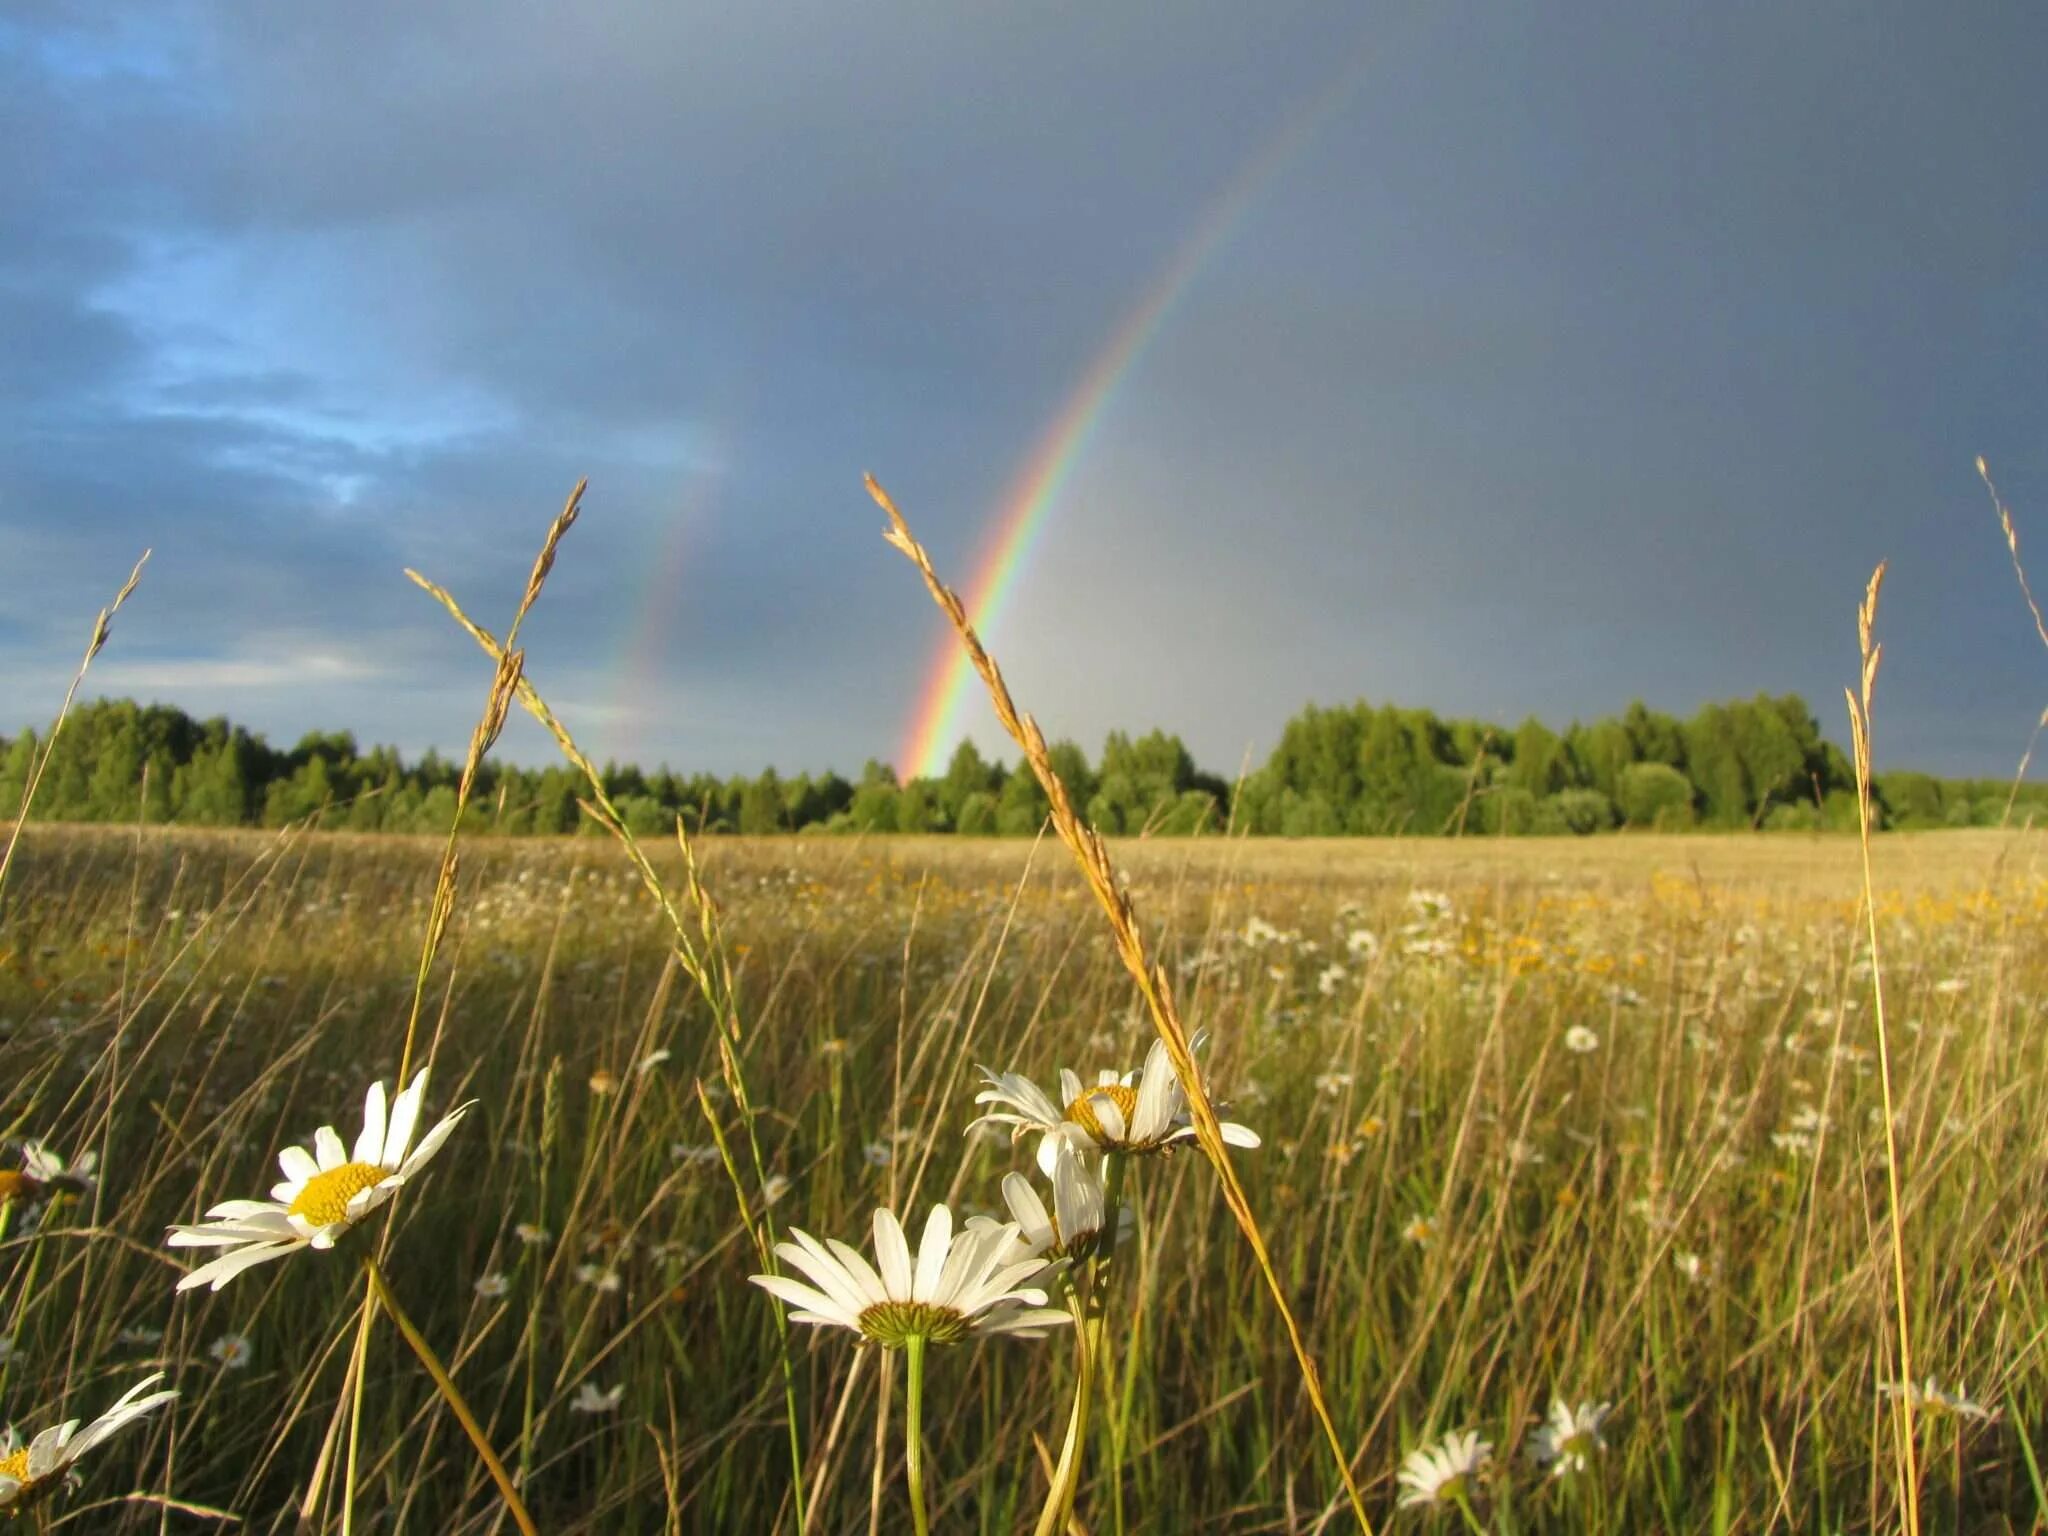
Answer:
(894, 32, 1399, 781)
(601, 450, 723, 765)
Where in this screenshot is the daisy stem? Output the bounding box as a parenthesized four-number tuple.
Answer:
(1099, 1154, 1129, 1536)
(904, 1333, 930, 1536)
(1030, 1287, 1097, 1536)
(1451, 1487, 1488, 1536)
(342, 1290, 372, 1536)
(363, 1257, 539, 1536)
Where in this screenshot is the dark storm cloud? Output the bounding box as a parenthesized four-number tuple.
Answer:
(2, 2, 2045, 775)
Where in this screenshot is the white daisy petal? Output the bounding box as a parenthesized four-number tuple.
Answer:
(752, 1203, 1070, 1350)
(750, 1274, 861, 1331)
(822, 1238, 891, 1308)
(385, 1070, 429, 1166)
(177, 1240, 304, 1292)
(873, 1207, 914, 1299)
(398, 1106, 470, 1178)
(277, 1145, 320, 1186)
(313, 1126, 347, 1171)
(355, 1080, 388, 1166)
(911, 1205, 953, 1302)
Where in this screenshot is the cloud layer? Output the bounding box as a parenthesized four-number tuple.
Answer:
(4, 2, 2046, 776)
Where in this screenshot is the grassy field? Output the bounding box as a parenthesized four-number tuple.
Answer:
(1, 822, 2045, 1532)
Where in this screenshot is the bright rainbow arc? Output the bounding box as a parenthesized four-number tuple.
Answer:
(894, 34, 1395, 782)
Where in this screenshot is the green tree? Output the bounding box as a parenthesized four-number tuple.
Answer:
(1508, 716, 1570, 798)
(955, 790, 997, 836)
(995, 768, 1049, 835)
(739, 770, 785, 834)
(939, 740, 1001, 825)
(894, 779, 946, 833)
(846, 761, 901, 833)
(1617, 762, 1695, 829)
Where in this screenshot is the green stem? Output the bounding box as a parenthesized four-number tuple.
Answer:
(364, 1258, 539, 1536)
(904, 1334, 930, 1536)
(1100, 1156, 1130, 1536)
(342, 1283, 372, 1536)
(1452, 1486, 1488, 1535)
(1031, 1289, 1098, 1536)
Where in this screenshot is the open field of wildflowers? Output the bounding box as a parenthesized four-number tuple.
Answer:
(1, 822, 2043, 1532)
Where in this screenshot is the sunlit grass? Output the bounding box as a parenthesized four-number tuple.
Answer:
(0, 824, 2043, 1530)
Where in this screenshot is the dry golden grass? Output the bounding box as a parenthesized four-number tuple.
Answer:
(2, 818, 2045, 1530)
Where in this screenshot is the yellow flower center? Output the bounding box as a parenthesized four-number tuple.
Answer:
(0, 1446, 29, 1483)
(288, 1161, 387, 1227)
(1064, 1085, 1138, 1144)
(0, 1171, 39, 1206)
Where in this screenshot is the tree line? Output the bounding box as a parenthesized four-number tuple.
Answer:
(1, 696, 2038, 838)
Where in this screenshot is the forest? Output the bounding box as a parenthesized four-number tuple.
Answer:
(1, 694, 2038, 837)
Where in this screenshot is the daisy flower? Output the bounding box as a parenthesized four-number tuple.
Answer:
(18, 1141, 97, 1196)
(1563, 1025, 1600, 1054)
(473, 1272, 510, 1299)
(750, 1204, 1068, 1348)
(570, 1382, 625, 1414)
(1397, 1429, 1491, 1509)
(208, 1333, 253, 1370)
(1880, 1377, 2000, 1423)
(972, 1035, 1260, 1174)
(987, 1138, 1122, 1263)
(165, 1070, 471, 1293)
(0, 1141, 96, 1210)
(1530, 1398, 1611, 1476)
(0, 1374, 177, 1517)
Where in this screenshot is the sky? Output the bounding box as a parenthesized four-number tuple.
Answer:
(3, 1, 2046, 780)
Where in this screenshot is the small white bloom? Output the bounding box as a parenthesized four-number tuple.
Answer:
(1242, 916, 1282, 946)
(474, 1272, 510, 1299)
(208, 1332, 253, 1371)
(1880, 1377, 1999, 1423)
(1564, 1025, 1599, 1054)
(16, 1140, 97, 1196)
(570, 1382, 625, 1414)
(575, 1265, 622, 1294)
(514, 1222, 552, 1247)
(750, 1203, 1069, 1348)
(0, 1374, 177, 1514)
(165, 1071, 471, 1293)
(1530, 1398, 1611, 1476)
(987, 1138, 1121, 1262)
(1397, 1429, 1490, 1508)
(1402, 1215, 1435, 1247)
(972, 1035, 1260, 1175)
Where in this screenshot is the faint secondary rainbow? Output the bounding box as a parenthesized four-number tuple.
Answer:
(601, 451, 723, 766)
(895, 34, 1396, 781)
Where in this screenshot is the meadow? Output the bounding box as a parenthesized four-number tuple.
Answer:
(1, 819, 2043, 1532)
